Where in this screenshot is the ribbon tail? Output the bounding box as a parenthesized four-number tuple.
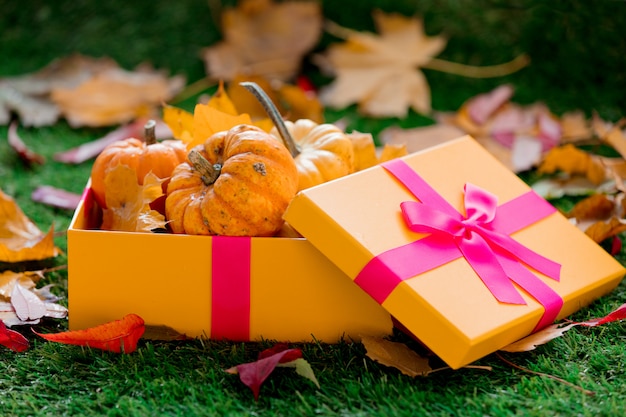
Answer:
(458, 232, 526, 305)
(481, 228, 561, 281)
(498, 253, 564, 331)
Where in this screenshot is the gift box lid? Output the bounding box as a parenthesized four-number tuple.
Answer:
(284, 135, 626, 369)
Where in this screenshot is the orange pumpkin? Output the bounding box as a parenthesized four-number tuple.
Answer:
(90, 120, 188, 209)
(165, 124, 298, 236)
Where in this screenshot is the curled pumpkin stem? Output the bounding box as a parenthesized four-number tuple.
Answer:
(144, 119, 157, 145)
(188, 149, 221, 186)
(239, 81, 301, 158)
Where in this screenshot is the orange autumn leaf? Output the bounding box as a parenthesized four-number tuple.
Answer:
(0, 189, 61, 263)
(585, 217, 626, 243)
(567, 194, 615, 221)
(51, 66, 184, 127)
(34, 313, 145, 353)
(537, 144, 606, 185)
(101, 165, 166, 232)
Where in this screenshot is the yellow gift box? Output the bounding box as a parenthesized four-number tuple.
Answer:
(67, 185, 392, 342)
(284, 135, 625, 369)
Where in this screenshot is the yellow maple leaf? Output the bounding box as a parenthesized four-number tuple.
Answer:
(101, 165, 166, 232)
(0, 189, 61, 263)
(347, 131, 408, 171)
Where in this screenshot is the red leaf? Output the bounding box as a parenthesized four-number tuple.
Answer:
(34, 313, 145, 353)
(31, 186, 82, 211)
(7, 121, 45, 166)
(227, 347, 303, 401)
(0, 321, 29, 352)
(258, 342, 302, 363)
(578, 303, 626, 327)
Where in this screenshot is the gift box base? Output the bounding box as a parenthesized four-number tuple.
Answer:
(67, 185, 393, 343)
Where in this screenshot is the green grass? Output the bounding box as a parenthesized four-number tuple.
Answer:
(2, 1, 626, 416)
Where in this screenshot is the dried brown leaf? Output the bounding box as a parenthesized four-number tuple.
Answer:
(585, 216, 626, 243)
(203, 0, 322, 81)
(567, 194, 615, 221)
(361, 336, 432, 377)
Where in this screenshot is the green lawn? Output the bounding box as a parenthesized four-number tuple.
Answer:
(2, 1, 626, 416)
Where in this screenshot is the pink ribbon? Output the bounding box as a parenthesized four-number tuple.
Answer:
(211, 236, 251, 340)
(354, 159, 564, 330)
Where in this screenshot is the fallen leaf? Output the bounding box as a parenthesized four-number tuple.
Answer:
(566, 194, 615, 221)
(203, 0, 322, 82)
(0, 54, 111, 126)
(538, 144, 606, 185)
(34, 313, 145, 354)
(560, 111, 593, 143)
(31, 186, 82, 211)
(501, 303, 626, 352)
(0, 189, 61, 263)
(361, 335, 432, 377)
(141, 324, 188, 341)
(318, 12, 527, 118)
(54, 118, 173, 164)
(0, 321, 29, 352)
(276, 358, 320, 389)
(598, 117, 626, 159)
(7, 121, 45, 166)
(585, 216, 626, 243)
(51, 65, 185, 127)
(318, 10, 446, 117)
(0, 270, 68, 326)
(225, 343, 316, 401)
(0, 300, 67, 327)
(11, 283, 47, 322)
(101, 166, 166, 232)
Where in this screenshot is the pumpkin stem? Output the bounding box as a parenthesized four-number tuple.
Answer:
(239, 81, 300, 158)
(188, 149, 221, 185)
(144, 119, 157, 145)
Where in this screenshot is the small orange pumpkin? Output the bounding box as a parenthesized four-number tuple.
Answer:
(165, 124, 298, 236)
(90, 120, 188, 209)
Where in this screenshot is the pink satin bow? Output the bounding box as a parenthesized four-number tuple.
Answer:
(401, 183, 561, 306)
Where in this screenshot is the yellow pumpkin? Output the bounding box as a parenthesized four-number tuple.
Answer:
(271, 119, 355, 191)
(165, 124, 298, 236)
(240, 81, 355, 191)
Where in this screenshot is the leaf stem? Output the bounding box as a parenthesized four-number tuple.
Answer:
(496, 352, 596, 396)
(188, 150, 221, 186)
(144, 119, 157, 145)
(239, 81, 300, 158)
(424, 54, 530, 78)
